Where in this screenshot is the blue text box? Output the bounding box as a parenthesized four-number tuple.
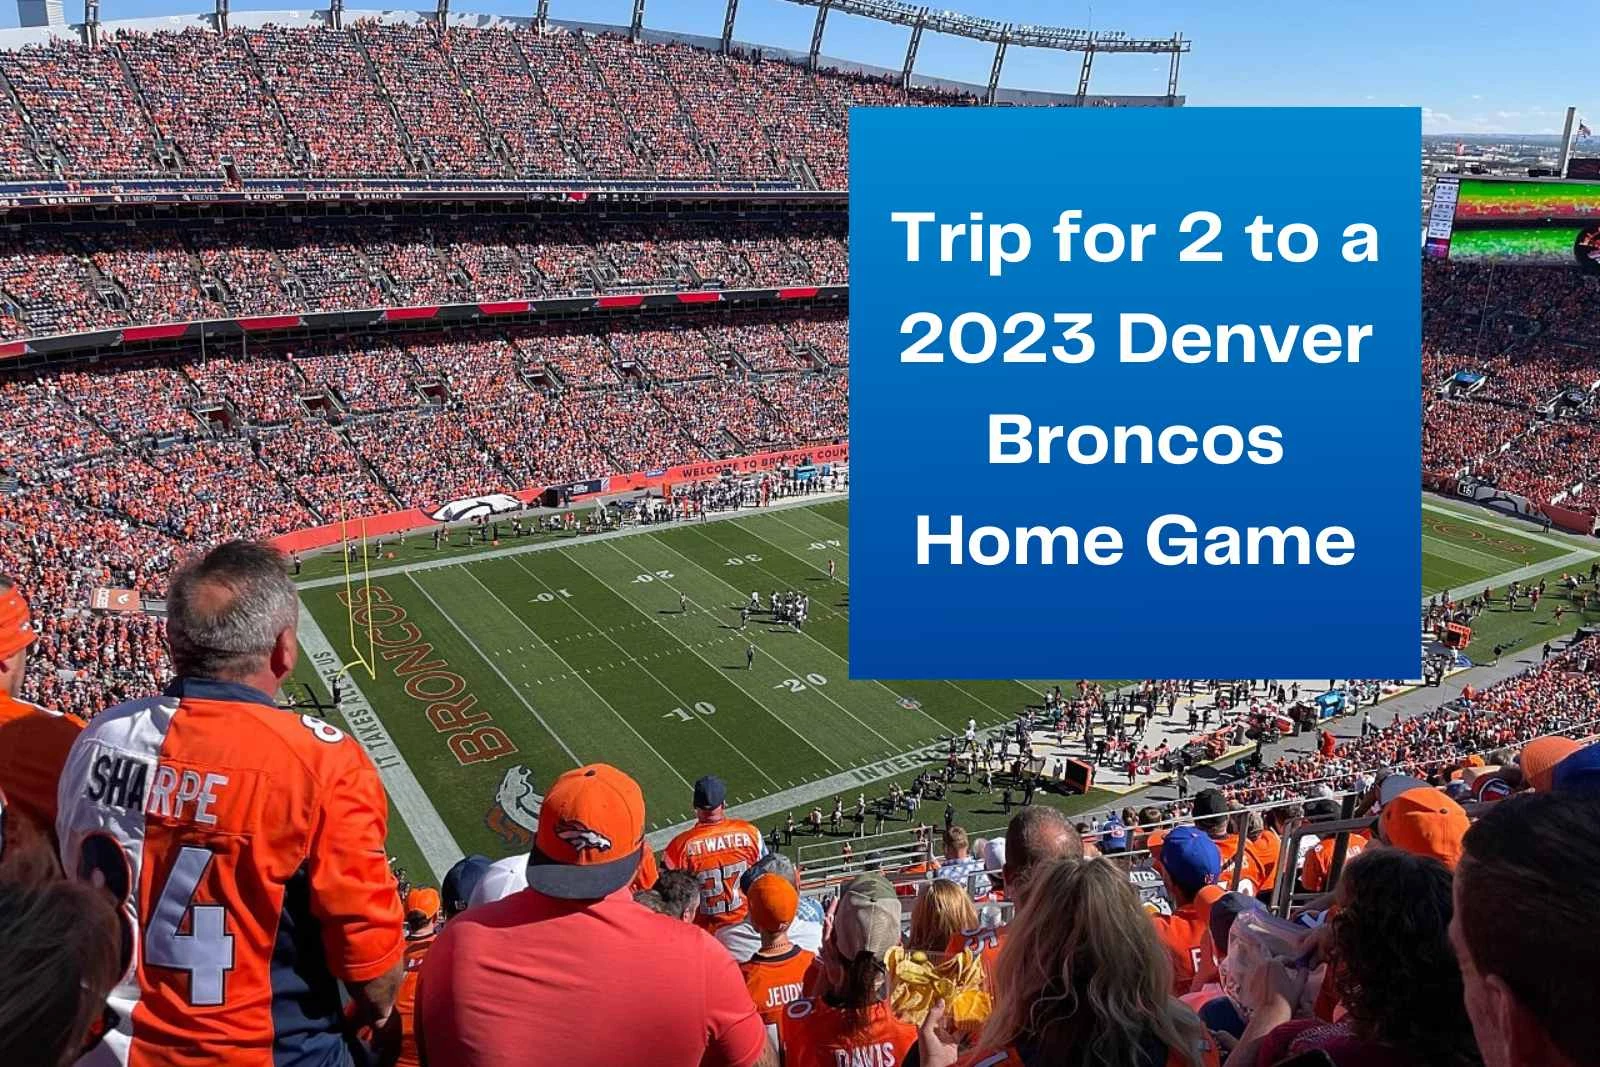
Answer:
(849, 107, 1420, 680)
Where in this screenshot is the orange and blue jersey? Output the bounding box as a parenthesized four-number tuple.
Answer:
(944, 924, 1008, 992)
(662, 816, 766, 931)
(741, 944, 815, 1042)
(778, 996, 918, 1067)
(55, 677, 405, 1066)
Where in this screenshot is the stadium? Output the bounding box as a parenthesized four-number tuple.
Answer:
(0, 4, 1596, 1067)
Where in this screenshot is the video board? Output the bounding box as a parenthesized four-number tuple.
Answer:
(1440, 177, 1600, 270)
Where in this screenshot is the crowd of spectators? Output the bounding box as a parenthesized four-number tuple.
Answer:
(0, 23, 984, 187)
(354, 21, 502, 178)
(440, 24, 583, 178)
(0, 37, 161, 177)
(0, 309, 846, 722)
(0, 216, 844, 341)
(1422, 260, 1600, 515)
(14, 589, 1600, 1067)
(246, 25, 411, 176)
(114, 28, 297, 177)
(1226, 633, 1600, 805)
(344, 408, 511, 506)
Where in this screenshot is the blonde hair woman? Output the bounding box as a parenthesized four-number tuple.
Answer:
(908, 878, 979, 955)
(963, 857, 1219, 1067)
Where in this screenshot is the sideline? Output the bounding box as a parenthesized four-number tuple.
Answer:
(296, 602, 464, 881)
(295, 491, 849, 591)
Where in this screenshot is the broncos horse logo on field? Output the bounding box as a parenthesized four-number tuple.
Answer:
(485, 764, 544, 847)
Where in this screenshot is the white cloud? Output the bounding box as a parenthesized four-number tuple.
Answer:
(1423, 104, 1560, 135)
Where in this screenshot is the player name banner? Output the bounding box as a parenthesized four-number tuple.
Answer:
(91, 587, 140, 613)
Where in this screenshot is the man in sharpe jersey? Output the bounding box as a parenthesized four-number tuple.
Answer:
(56, 541, 406, 1066)
(664, 775, 767, 932)
(0, 578, 83, 868)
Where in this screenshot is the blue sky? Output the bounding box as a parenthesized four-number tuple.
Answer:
(5, 0, 1595, 134)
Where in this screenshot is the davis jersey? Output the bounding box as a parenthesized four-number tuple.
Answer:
(662, 817, 766, 930)
(56, 678, 405, 1067)
(778, 997, 918, 1067)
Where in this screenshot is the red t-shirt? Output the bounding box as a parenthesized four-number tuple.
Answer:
(416, 886, 768, 1067)
(1257, 1018, 1414, 1067)
(0, 690, 81, 848)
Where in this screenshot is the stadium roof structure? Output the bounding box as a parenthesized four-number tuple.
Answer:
(776, 0, 1188, 105)
(9, 0, 1187, 107)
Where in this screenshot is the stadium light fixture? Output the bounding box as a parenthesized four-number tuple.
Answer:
(721, 0, 739, 54)
(900, 5, 926, 90)
(808, 0, 830, 70)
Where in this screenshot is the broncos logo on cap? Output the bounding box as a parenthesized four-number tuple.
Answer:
(555, 820, 612, 854)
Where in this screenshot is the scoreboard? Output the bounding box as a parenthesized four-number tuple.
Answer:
(1436, 176, 1600, 270)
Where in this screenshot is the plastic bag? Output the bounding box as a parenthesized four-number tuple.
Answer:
(1219, 909, 1323, 1019)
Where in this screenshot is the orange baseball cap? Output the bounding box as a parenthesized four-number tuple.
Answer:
(1519, 736, 1582, 793)
(0, 584, 36, 661)
(527, 763, 646, 899)
(747, 873, 799, 932)
(405, 887, 441, 921)
(1378, 788, 1470, 869)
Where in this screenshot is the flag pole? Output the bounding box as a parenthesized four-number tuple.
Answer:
(1558, 105, 1577, 179)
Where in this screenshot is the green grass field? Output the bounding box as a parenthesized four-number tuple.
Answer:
(291, 496, 1600, 884)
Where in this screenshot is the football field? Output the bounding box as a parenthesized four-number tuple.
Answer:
(293, 498, 1045, 879)
(1421, 503, 1573, 592)
(291, 496, 1600, 882)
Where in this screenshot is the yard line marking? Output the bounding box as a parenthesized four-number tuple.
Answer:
(406, 571, 584, 767)
(572, 542, 844, 771)
(295, 603, 462, 882)
(661, 524, 970, 737)
(750, 509, 851, 575)
(450, 578, 696, 792)
(723, 521, 1029, 721)
(635, 531, 957, 740)
(494, 555, 777, 792)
